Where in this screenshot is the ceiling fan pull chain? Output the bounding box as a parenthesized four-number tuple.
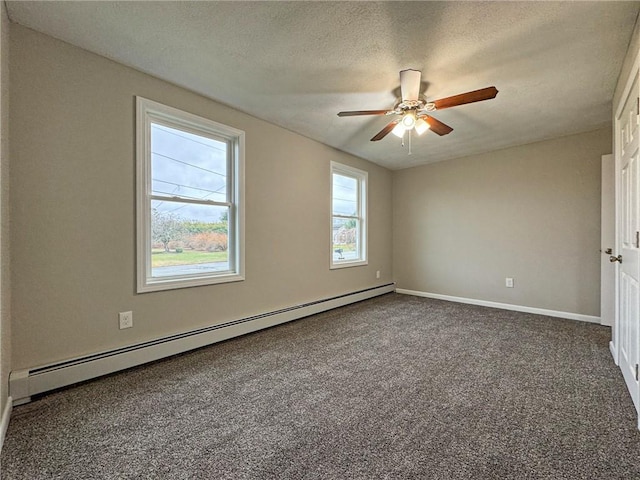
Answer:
(408, 129, 412, 155)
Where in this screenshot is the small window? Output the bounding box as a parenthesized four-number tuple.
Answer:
(331, 162, 367, 268)
(136, 97, 244, 292)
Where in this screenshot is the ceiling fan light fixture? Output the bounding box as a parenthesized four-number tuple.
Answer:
(392, 123, 406, 138)
(414, 117, 429, 135)
(401, 112, 416, 129)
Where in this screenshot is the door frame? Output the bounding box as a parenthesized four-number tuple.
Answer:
(613, 49, 640, 424)
(601, 154, 615, 329)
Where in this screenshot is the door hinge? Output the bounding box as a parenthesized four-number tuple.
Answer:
(636, 231, 639, 248)
(636, 364, 639, 382)
(637, 97, 639, 115)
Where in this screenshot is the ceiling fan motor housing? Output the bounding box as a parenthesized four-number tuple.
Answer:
(399, 69, 422, 101)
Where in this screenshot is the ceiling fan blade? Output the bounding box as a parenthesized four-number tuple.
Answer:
(423, 115, 453, 136)
(400, 69, 421, 102)
(337, 110, 390, 117)
(371, 120, 399, 141)
(432, 86, 498, 110)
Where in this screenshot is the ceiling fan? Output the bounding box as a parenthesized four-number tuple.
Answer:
(338, 69, 498, 142)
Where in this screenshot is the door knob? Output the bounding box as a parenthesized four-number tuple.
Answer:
(610, 255, 622, 263)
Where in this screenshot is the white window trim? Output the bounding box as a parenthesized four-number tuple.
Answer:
(136, 97, 245, 293)
(330, 161, 368, 269)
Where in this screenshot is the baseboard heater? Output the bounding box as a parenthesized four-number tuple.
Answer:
(10, 284, 395, 405)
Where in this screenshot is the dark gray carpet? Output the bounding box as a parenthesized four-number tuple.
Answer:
(2, 293, 639, 479)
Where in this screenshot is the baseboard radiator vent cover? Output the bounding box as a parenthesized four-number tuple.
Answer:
(11, 283, 395, 404)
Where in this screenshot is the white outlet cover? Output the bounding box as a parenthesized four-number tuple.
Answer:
(119, 311, 133, 329)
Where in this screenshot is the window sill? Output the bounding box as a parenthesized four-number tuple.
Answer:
(330, 260, 368, 270)
(137, 273, 245, 293)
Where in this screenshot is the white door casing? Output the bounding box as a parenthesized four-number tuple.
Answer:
(615, 69, 640, 420)
(601, 154, 615, 328)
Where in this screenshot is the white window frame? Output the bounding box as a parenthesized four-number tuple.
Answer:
(136, 97, 245, 293)
(330, 161, 368, 269)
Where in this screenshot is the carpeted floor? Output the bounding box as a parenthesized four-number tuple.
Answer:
(2, 293, 639, 479)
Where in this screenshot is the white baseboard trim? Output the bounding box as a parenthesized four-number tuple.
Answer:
(396, 289, 601, 324)
(610, 341, 618, 365)
(10, 284, 395, 404)
(0, 396, 12, 455)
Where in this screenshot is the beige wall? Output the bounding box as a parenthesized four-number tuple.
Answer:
(10, 25, 392, 370)
(613, 12, 639, 111)
(0, 2, 9, 412)
(392, 128, 611, 317)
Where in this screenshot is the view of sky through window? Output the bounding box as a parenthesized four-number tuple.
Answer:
(151, 124, 227, 216)
(332, 174, 357, 216)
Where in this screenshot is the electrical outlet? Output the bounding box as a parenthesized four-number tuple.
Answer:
(119, 311, 133, 329)
(505, 277, 514, 288)
(376, 270, 381, 279)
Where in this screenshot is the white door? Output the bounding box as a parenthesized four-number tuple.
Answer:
(616, 72, 640, 417)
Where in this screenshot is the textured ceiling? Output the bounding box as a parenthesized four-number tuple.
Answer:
(6, 1, 640, 170)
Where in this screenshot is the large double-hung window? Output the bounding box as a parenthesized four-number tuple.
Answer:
(331, 162, 367, 268)
(136, 97, 244, 292)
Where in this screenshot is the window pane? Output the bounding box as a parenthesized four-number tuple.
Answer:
(332, 216, 360, 262)
(138, 97, 245, 292)
(332, 173, 358, 216)
(151, 123, 227, 203)
(151, 200, 230, 278)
